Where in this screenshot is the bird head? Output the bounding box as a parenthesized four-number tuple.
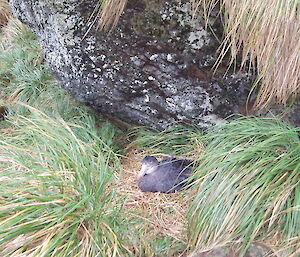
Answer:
(137, 155, 158, 179)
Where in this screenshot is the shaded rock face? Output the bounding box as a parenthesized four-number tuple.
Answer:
(9, 0, 254, 130)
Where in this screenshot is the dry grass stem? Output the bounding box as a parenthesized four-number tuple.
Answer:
(97, 0, 128, 31)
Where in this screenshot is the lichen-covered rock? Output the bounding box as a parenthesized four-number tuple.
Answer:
(9, 0, 254, 130)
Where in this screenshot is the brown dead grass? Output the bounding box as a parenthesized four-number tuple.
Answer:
(0, 0, 10, 27)
(0, 18, 27, 45)
(115, 149, 191, 242)
(97, 0, 128, 31)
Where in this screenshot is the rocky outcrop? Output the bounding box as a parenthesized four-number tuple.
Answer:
(9, 0, 255, 130)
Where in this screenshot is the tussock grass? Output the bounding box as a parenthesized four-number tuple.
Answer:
(129, 125, 203, 157)
(0, 105, 135, 256)
(192, 0, 300, 107)
(0, 18, 52, 114)
(0, 18, 137, 256)
(187, 117, 300, 256)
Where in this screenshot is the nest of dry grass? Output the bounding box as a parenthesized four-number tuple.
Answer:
(115, 150, 191, 242)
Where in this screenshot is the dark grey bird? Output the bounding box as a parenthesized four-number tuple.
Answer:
(137, 155, 193, 193)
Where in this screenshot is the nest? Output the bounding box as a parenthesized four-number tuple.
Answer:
(115, 149, 191, 242)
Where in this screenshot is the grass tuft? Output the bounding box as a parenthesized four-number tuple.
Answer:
(187, 117, 300, 256)
(0, 18, 137, 256)
(129, 125, 203, 157)
(0, 18, 52, 113)
(0, 105, 135, 256)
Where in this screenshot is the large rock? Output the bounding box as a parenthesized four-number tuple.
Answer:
(9, 0, 255, 130)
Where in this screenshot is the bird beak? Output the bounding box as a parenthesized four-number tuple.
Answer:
(137, 165, 147, 180)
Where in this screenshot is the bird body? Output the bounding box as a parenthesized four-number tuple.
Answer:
(137, 155, 192, 193)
